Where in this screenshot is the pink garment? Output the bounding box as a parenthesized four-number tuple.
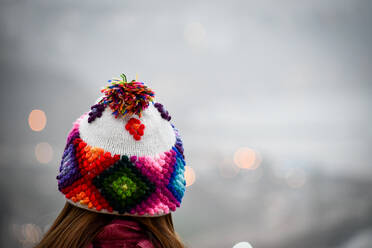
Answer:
(87, 219, 155, 248)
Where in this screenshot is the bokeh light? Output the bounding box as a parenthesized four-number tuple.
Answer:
(28, 109, 47, 132)
(184, 22, 207, 48)
(233, 147, 262, 170)
(35, 142, 53, 164)
(184, 166, 196, 187)
(12, 223, 42, 247)
(286, 168, 307, 188)
(21, 224, 42, 244)
(233, 241, 253, 248)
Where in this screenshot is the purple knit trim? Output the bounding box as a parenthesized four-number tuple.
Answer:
(154, 102, 171, 121)
(88, 103, 105, 123)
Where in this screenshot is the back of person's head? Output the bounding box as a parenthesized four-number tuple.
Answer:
(37, 74, 187, 248)
(36, 202, 184, 248)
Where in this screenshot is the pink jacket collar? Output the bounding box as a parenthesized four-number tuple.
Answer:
(87, 219, 154, 248)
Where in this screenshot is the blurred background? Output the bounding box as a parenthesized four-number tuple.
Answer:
(1, 0, 372, 247)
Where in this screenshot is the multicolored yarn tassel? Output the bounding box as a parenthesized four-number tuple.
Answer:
(99, 74, 155, 118)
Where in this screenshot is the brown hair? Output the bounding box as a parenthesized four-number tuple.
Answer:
(35, 202, 185, 248)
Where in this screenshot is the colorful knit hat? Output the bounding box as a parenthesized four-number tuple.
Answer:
(57, 74, 186, 217)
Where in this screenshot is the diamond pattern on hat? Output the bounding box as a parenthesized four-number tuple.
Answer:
(92, 157, 155, 214)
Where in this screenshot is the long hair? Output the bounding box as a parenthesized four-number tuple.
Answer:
(35, 202, 185, 248)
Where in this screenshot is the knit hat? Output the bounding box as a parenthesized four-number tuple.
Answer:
(57, 74, 186, 217)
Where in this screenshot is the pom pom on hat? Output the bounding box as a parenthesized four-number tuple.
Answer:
(99, 74, 155, 118)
